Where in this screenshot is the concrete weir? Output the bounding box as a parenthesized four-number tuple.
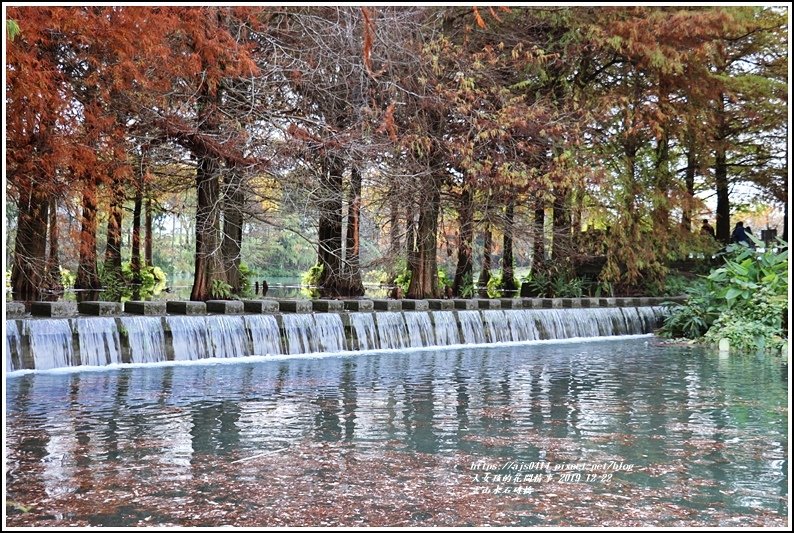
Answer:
(6, 297, 678, 372)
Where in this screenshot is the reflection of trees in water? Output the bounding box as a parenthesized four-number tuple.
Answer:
(454, 352, 470, 434)
(5, 342, 790, 525)
(341, 359, 358, 441)
(7, 377, 51, 502)
(402, 370, 439, 455)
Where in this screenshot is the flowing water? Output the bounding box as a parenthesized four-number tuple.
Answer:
(207, 316, 249, 359)
(7, 307, 667, 372)
(404, 311, 436, 347)
(5, 338, 787, 527)
(74, 317, 122, 367)
(25, 319, 75, 370)
(120, 317, 166, 364)
(245, 315, 283, 356)
(375, 312, 410, 350)
(166, 316, 211, 361)
(432, 311, 460, 346)
(349, 313, 378, 351)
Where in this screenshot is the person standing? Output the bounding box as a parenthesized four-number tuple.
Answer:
(731, 221, 751, 245)
(700, 219, 716, 238)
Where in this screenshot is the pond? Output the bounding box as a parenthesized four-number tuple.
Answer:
(5, 337, 788, 527)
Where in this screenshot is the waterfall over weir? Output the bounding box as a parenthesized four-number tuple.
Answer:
(245, 315, 282, 356)
(75, 317, 122, 367)
(8, 306, 666, 372)
(26, 319, 74, 370)
(6, 319, 23, 373)
(120, 316, 166, 364)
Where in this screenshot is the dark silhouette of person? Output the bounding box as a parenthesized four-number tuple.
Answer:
(700, 219, 716, 238)
(745, 226, 756, 248)
(731, 221, 751, 246)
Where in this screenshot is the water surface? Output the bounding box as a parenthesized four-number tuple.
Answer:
(5, 338, 788, 526)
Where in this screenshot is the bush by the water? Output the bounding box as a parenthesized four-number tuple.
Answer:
(660, 237, 788, 353)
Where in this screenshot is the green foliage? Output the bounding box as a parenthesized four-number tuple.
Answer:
(238, 263, 253, 298)
(708, 237, 788, 308)
(661, 239, 788, 354)
(486, 271, 503, 298)
(364, 268, 389, 285)
(521, 264, 583, 298)
(703, 311, 785, 354)
(301, 263, 324, 286)
(457, 271, 475, 298)
(394, 269, 412, 295)
(391, 268, 454, 295)
(658, 282, 720, 339)
(99, 266, 127, 302)
(641, 271, 698, 297)
(210, 279, 233, 299)
(300, 263, 323, 298)
(483, 270, 519, 298)
(99, 263, 167, 302)
(437, 268, 452, 290)
(7, 19, 20, 41)
(551, 274, 582, 298)
(59, 267, 76, 289)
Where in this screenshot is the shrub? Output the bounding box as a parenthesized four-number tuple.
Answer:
(658, 282, 720, 339)
(457, 271, 475, 298)
(486, 271, 503, 298)
(392, 267, 459, 296)
(437, 268, 453, 291)
(210, 279, 233, 299)
(300, 263, 323, 298)
(703, 312, 785, 354)
(59, 267, 76, 291)
(521, 264, 583, 298)
(660, 238, 788, 353)
(238, 263, 253, 297)
(394, 268, 411, 295)
(301, 263, 324, 286)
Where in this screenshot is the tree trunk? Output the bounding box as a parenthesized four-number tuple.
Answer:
(104, 178, 124, 285)
(11, 189, 49, 302)
(75, 177, 101, 299)
(190, 83, 227, 302)
(386, 193, 401, 283)
(406, 201, 418, 279)
(552, 186, 569, 261)
(145, 188, 153, 268)
(342, 165, 365, 296)
(452, 183, 473, 297)
(190, 155, 226, 301)
(682, 134, 696, 232)
(131, 181, 143, 288)
(222, 170, 244, 295)
(570, 188, 583, 252)
(317, 155, 345, 297)
(501, 198, 517, 296)
(45, 198, 63, 296)
(407, 172, 441, 299)
(533, 199, 545, 270)
(477, 224, 492, 297)
(715, 151, 730, 244)
(715, 94, 730, 244)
